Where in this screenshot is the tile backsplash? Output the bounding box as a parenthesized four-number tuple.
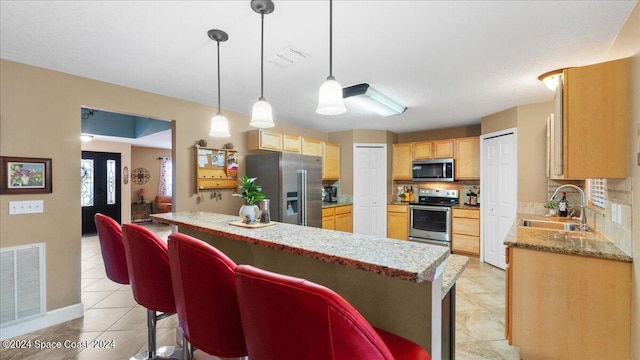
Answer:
(390, 181, 480, 203)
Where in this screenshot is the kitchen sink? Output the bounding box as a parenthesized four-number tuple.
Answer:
(521, 219, 583, 231)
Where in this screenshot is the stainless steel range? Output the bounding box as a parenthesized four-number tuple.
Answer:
(408, 188, 459, 248)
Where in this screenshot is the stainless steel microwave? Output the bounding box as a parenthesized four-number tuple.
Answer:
(412, 158, 455, 182)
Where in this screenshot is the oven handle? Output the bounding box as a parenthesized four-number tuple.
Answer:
(409, 204, 452, 213)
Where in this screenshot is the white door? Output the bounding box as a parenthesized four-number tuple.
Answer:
(481, 129, 517, 269)
(353, 144, 387, 236)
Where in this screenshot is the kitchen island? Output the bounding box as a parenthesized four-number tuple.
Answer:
(151, 211, 466, 359)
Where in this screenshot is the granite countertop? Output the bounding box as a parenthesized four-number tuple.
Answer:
(441, 254, 469, 299)
(504, 213, 632, 262)
(322, 201, 353, 209)
(151, 211, 450, 283)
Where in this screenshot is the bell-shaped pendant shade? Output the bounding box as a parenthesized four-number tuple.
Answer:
(209, 112, 231, 137)
(316, 77, 346, 115)
(250, 98, 274, 128)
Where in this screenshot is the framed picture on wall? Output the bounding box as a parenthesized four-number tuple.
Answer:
(0, 156, 52, 194)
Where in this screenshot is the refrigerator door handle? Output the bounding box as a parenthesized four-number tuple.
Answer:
(300, 170, 307, 226)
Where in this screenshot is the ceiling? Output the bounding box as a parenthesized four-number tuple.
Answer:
(1, 1, 636, 135)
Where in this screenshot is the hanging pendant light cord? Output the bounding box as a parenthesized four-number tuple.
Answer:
(260, 12, 265, 99)
(329, 0, 333, 78)
(217, 40, 222, 113)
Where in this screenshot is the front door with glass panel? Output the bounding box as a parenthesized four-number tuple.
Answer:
(81, 151, 121, 234)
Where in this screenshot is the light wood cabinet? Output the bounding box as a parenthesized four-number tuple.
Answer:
(506, 246, 631, 359)
(302, 137, 322, 156)
(412, 141, 432, 160)
(387, 204, 409, 240)
(195, 146, 239, 191)
(392, 143, 413, 180)
(282, 134, 301, 153)
(432, 139, 454, 158)
(454, 137, 480, 180)
(554, 58, 629, 179)
(322, 142, 340, 180)
(451, 208, 479, 255)
(247, 129, 282, 151)
(322, 205, 352, 232)
(334, 205, 352, 232)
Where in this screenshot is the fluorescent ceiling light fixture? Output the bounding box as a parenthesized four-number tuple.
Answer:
(538, 69, 563, 91)
(343, 83, 407, 116)
(80, 134, 94, 142)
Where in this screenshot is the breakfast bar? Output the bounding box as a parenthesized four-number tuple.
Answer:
(151, 211, 466, 359)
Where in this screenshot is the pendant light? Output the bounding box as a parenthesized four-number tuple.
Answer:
(250, 0, 275, 128)
(208, 29, 231, 137)
(316, 0, 346, 115)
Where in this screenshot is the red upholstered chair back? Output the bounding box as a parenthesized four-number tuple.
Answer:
(234, 265, 395, 360)
(122, 223, 176, 314)
(168, 233, 247, 358)
(94, 213, 129, 285)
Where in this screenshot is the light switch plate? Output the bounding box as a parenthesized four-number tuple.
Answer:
(9, 200, 44, 215)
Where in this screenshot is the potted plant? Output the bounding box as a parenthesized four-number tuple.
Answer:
(233, 176, 266, 223)
(545, 200, 559, 216)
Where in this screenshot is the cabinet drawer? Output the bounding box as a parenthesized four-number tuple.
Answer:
(452, 234, 480, 254)
(197, 178, 236, 190)
(453, 217, 480, 236)
(388, 204, 408, 214)
(453, 208, 479, 219)
(334, 205, 352, 215)
(322, 208, 335, 217)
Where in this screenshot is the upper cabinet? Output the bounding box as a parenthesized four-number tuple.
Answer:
(302, 137, 323, 156)
(455, 137, 480, 180)
(551, 58, 629, 179)
(195, 146, 238, 191)
(392, 143, 414, 180)
(412, 139, 454, 160)
(282, 134, 301, 153)
(247, 129, 282, 151)
(322, 142, 340, 180)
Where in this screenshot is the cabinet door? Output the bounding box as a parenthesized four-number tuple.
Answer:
(563, 58, 628, 179)
(387, 212, 408, 240)
(334, 206, 352, 233)
(455, 137, 480, 179)
(433, 139, 454, 158)
(302, 138, 323, 156)
(283, 134, 301, 153)
(260, 130, 283, 151)
(322, 142, 340, 180)
(413, 141, 432, 160)
(392, 143, 413, 180)
(322, 208, 335, 230)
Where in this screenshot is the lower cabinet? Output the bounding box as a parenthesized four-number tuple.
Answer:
(506, 246, 631, 359)
(322, 205, 352, 232)
(451, 208, 479, 255)
(387, 204, 409, 240)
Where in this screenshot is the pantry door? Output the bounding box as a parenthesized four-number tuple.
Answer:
(353, 144, 387, 237)
(481, 129, 517, 269)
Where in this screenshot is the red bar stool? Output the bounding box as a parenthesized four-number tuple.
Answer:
(168, 233, 247, 360)
(122, 223, 182, 360)
(94, 213, 129, 284)
(235, 265, 431, 360)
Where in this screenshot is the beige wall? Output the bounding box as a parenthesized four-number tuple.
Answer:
(81, 140, 133, 223)
(481, 107, 518, 135)
(398, 124, 481, 143)
(0, 59, 327, 316)
(131, 146, 172, 208)
(516, 102, 554, 202)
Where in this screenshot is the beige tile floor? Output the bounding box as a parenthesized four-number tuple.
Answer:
(1, 223, 520, 359)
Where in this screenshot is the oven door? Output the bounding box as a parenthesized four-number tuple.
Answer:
(409, 204, 451, 243)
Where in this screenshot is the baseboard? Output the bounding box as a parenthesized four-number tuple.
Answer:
(0, 303, 84, 340)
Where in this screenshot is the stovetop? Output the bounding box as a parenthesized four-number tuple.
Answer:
(409, 188, 459, 207)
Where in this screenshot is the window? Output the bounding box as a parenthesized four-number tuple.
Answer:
(158, 157, 172, 197)
(588, 178, 606, 209)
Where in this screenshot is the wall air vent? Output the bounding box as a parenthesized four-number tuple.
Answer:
(266, 46, 310, 68)
(0, 243, 46, 326)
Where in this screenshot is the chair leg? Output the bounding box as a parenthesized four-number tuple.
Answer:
(147, 309, 157, 359)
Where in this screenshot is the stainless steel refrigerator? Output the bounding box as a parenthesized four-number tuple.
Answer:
(246, 152, 322, 228)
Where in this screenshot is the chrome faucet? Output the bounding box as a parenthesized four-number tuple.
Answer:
(550, 184, 588, 231)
